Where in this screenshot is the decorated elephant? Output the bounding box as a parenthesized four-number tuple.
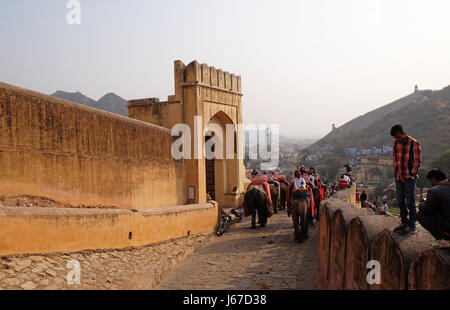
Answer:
(278, 180, 289, 210)
(290, 188, 311, 242)
(243, 187, 272, 229)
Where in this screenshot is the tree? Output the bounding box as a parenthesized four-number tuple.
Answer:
(318, 165, 328, 178)
(384, 167, 395, 180)
(322, 156, 346, 181)
(370, 167, 383, 176)
(375, 182, 389, 198)
(429, 149, 450, 175)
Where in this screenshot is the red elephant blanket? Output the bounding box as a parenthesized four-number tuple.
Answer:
(287, 185, 315, 217)
(242, 180, 273, 217)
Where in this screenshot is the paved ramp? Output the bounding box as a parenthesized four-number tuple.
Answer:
(155, 210, 318, 290)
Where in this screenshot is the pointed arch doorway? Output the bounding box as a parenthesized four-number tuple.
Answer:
(205, 135, 216, 201)
(203, 111, 240, 207)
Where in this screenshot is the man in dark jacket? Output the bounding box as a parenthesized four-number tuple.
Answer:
(360, 190, 368, 208)
(417, 169, 450, 241)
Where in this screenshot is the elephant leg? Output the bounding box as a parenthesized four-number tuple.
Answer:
(259, 206, 267, 227)
(292, 206, 301, 241)
(307, 202, 314, 225)
(301, 204, 309, 239)
(251, 209, 257, 229)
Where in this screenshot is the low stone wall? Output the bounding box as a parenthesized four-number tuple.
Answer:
(316, 189, 450, 290)
(0, 202, 218, 256)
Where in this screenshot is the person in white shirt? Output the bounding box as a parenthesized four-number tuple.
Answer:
(382, 201, 388, 215)
(344, 174, 350, 185)
(294, 171, 306, 190)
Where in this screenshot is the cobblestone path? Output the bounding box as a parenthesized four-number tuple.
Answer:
(0, 233, 212, 290)
(156, 210, 318, 290)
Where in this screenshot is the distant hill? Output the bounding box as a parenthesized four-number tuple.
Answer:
(51, 91, 128, 116)
(279, 135, 317, 146)
(96, 93, 128, 116)
(310, 85, 450, 162)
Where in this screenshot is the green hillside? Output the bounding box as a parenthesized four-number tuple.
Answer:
(310, 86, 450, 163)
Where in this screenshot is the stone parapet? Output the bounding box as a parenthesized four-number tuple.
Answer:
(315, 189, 450, 290)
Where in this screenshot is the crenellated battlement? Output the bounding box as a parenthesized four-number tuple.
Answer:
(177, 60, 242, 94)
(127, 60, 243, 130)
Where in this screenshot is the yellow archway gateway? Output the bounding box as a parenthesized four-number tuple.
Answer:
(128, 60, 247, 208)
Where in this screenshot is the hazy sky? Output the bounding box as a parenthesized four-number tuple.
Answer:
(1, 0, 449, 139)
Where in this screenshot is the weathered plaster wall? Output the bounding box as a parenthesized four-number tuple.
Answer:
(128, 98, 183, 130)
(0, 82, 187, 210)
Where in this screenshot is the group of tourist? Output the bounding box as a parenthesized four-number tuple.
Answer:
(291, 165, 327, 220)
(248, 167, 326, 223)
(253, 166, 328, 195)
(292, 165, 318, 190)
(356, 191, 388, 215)
(371, 199, 389, 215)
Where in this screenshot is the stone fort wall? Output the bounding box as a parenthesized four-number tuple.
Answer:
(0, 81, 223, 256)
(0, 81, 187, 210)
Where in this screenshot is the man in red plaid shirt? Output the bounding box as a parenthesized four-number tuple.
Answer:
(390, 125, 421, 236)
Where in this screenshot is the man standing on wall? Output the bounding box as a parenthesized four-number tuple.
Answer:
(391, 125, 422, 236)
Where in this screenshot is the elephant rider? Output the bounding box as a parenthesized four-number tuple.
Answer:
(288, 171, 315, 217)
(300, 165, 307, 175)
(294, 171, 306, 190)
(307, 170, 315, 187)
